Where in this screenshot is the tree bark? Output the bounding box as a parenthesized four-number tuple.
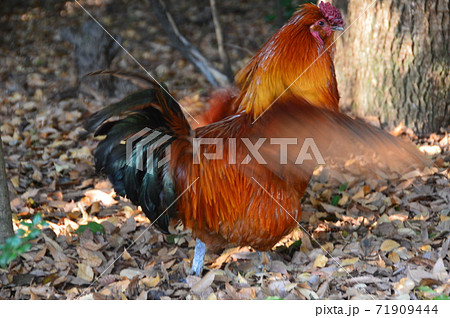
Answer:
(333, 0, 449, 135)
(0, 140, 14, 244)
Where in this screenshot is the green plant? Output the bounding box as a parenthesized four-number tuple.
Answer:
(0, 213, 47, 268)
(433, 295, 450, 300)
(416, 286, 450, 300)
(331, 182, 348, 206)
(265, 296, 284, 300)
(75, 221, 105, 235)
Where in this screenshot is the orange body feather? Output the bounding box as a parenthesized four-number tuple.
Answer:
(173, 115, 308, 251)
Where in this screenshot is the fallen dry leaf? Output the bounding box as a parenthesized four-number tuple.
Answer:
(394, 277, 415, 296)
(77, 264, 94, 282)
(191, 271, 216, 294)
(77, 247, 103, 267)
(380, 239, 400, 252)
(432, 258, 448, 282)
(84, 189, 118, 206)
(388, 251, 400, 263)
(341, 257, 359, 266)
(120, 217, 137, 235)
(119, 268, 146, 280)
(141, 275, 160, 288)
(313, 254, 328, 268)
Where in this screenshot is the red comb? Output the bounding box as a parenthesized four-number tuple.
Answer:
(319, 2, 345, 27)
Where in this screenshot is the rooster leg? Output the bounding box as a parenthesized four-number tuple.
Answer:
(190, 238, 206, 276)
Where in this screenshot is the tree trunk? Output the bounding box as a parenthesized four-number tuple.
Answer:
(0, 140, 14, 244)
(333, 0, 449, 135)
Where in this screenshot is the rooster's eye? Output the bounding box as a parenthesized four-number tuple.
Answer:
(318, 21, 324, 26)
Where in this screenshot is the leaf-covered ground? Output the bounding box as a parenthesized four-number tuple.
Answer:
(0, 0, 449, 300)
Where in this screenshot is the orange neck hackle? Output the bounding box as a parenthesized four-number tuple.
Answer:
(235, 3, 343, 119)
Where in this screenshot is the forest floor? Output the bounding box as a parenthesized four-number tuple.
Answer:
(0, 0, 448, 300)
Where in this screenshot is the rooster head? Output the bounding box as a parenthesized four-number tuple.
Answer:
(303, 2, 345, 46)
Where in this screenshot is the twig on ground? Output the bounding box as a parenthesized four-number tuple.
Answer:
(150, 0, 231, 88)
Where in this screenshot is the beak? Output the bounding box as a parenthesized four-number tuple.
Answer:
(331, 26, 344, 31)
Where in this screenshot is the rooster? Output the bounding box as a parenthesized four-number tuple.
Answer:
(86, 3, 427, 276)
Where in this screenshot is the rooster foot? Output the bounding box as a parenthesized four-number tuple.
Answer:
(190, 238, 206, 276)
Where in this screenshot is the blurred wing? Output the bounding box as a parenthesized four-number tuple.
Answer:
(248, 98, 430, 183)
